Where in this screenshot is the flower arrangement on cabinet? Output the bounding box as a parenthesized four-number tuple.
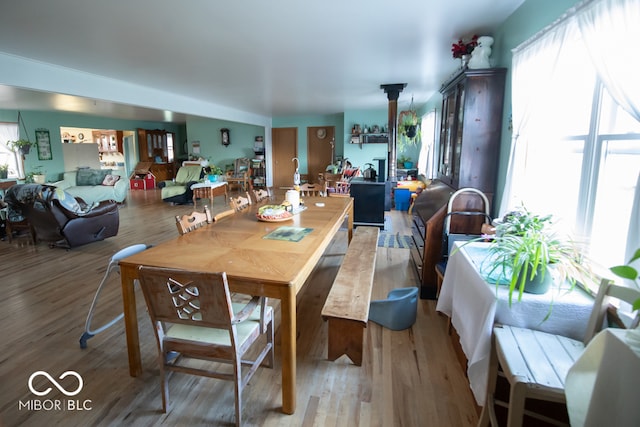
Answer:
(451, 35, 478, 58)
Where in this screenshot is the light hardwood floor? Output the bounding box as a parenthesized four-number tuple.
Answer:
(0, 188, 478, 427)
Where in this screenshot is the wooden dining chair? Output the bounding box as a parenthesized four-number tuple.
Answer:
(175, 206, 212, 235)
(229, 192, 252, 212)
(136, 266, 274, 427)
(300, 182, 322, 197)
(252, 187, 271, 203)
(478, 278, 640, 427)
(226, 158, 251, 192)
(328, 180, 351, 197)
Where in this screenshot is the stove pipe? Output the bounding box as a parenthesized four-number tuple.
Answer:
(380, 83, 407, 182)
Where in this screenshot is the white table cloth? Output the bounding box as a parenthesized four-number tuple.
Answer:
(190, 180, 227, 191)
(436, 241, 595, 404)
(565, 328, 640, 427)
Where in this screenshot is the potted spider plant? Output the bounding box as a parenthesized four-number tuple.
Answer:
(486, 207, 593, 306)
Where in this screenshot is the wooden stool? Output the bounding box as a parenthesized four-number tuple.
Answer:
(6, 218, 36, 244)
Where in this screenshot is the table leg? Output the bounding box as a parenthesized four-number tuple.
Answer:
(280, 286, 297, 414)
(120, 265, 142, 377)
(347, 203, 354, 243)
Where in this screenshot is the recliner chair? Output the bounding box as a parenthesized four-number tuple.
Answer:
(159, 165, 203, 204)
(5, 184, 119, 248)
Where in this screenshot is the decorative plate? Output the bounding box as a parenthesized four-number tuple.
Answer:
(257, 215, 294, 223)
(316, 128, 326, 139)
(256, 205, 294, 222)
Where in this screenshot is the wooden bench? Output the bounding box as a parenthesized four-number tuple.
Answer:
(321, 226, 379, 365)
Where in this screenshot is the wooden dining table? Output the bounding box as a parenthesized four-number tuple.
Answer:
(119, 195, 353, 414)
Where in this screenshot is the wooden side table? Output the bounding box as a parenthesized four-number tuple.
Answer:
(191, 181, 228, 208)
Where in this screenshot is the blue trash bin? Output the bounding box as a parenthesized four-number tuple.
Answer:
(395, 188, 410, 211)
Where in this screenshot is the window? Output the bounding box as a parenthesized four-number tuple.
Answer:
(0, 122, 20, 178)
(505, 0, 640, 269)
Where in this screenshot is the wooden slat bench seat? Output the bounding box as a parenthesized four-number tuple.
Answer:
(321, 226, 379, 365)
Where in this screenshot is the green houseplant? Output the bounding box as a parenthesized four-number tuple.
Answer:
(610, 248, 640, 312)
(0, 163, 8, 179)
(398, 110, 421, 151)
(486, 207, 593, 306)
(8, 139, 32, 155)
(203, 164, 223, 182)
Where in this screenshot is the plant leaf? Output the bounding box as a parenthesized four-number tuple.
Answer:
(610, 265, 638, 281)
(629, 248, 640, 264)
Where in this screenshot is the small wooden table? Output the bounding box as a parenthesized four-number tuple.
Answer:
(436, 242, 594, 405)
(119, 196, 353, 415)
(190, 181, 228, 208)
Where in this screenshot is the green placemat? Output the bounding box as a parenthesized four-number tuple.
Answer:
(263, 226, 314, 242)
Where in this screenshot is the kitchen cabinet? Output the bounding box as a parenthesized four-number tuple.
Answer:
(93, 130, 123, 154)
(438, 68, 506, 196)
(137, 128, 176, 182)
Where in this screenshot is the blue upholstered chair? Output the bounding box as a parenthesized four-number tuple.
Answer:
(368, 287, 419, 331)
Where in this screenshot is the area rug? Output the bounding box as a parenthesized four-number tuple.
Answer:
(378, 232, 413, 249)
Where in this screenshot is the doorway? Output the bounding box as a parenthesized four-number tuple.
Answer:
(271, 127, 298, 189)
(307, 126, 335, 184)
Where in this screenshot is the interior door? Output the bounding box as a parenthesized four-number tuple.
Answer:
(272, 127, 298, 189)
(307, 126, 335, 184)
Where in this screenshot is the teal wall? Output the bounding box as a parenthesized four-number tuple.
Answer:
(273, 109, 420, 179)
(186, 116, 265, 172)
(0, 109, 186, 182)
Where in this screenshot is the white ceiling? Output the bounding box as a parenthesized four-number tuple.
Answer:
(0, 0, 524, 124)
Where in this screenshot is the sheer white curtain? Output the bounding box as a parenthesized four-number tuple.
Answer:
(500, 18, 590, 224)
(577, 0, 640, 122)
(418, 110, 437, 179)
(0, 122, 20, 178)
(577, 0, 640, 261)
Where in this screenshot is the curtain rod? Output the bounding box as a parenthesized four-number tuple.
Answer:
(512, 0, 596, 54)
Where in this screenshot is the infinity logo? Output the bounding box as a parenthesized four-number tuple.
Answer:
(28, 371, 84, 397)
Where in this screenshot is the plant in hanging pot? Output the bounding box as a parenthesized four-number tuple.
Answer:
(486, 207, 594, 306)
(398, 110, 421, 151)
(8, 139, 32, 155)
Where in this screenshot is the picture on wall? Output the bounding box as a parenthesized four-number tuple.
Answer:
(35, 129, 52, 160)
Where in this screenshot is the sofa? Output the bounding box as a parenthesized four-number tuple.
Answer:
(53, 168, 128, 204)
(159, 165, 203, 204)
(5, 183, 119, 248)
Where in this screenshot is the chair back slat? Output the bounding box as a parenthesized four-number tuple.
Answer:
(175, 206, 212, 235)
(138, 266, 233, 330)
(252, 188, 271, 203)
(583, 278, 640, 344)
(300, 183, 322, 197)
(230, 192, 252, 212)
